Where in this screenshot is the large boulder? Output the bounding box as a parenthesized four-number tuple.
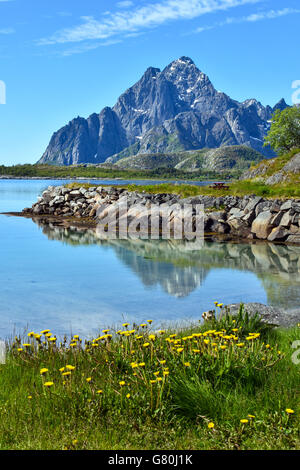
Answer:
(251, 210, 274, 239)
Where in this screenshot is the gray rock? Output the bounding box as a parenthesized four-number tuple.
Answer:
(251, 210, 274, 239)
(225, 303, 300, 327)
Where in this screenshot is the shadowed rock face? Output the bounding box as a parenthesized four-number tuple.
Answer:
(38, 57, 287, 165)
(31, 218, 300, 309)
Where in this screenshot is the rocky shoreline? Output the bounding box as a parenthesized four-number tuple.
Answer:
(15, 184, 300, 244)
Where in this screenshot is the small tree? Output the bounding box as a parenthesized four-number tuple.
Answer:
(264, 106, 300, 155)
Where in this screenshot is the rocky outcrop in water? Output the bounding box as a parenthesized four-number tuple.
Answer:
(22, 185, 300, 245)
(38, 57, 287, 166)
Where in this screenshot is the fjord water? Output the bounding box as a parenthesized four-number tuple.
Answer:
(0, 180, 300, 340)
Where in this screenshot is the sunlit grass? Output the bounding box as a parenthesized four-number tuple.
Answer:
(0, 304, 299, 450)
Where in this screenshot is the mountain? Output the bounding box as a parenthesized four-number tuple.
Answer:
(38, 57, 288, 166)
(113, 146, 264, 172)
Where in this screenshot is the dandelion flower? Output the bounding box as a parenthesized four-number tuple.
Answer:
(285, 409, 294, 414)
(208, 422, 214, 429)
(126, 393, 131, 399)
(44, 382, 54, 388)
(40, 368, 48, 375)
(86, 377, 92, 383)
(66, 365, 75, 370)
(240, 419, 249, 424)
(119, 381, 126, 386)
(96, 390, 103, 394)
(147, 320, 153, 324)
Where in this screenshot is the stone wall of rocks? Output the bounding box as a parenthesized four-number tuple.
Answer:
(23, 185, 300, 244)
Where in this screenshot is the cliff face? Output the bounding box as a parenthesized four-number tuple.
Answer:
(38, 56, 288, 166)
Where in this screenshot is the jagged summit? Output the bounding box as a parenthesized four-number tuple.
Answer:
(39, 57, 288, 166)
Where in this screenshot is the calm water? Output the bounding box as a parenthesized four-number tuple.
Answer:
(0, 179, 300, 339)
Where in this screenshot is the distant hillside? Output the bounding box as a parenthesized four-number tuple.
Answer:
(112, 145, 265, 172)
(241, 149, 300, 184)
(38, 56, 287, 166)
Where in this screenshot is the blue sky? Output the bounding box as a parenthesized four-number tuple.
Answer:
(0, 0, 299, 165)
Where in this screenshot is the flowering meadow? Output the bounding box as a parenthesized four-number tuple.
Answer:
(0, 304, 299, 450)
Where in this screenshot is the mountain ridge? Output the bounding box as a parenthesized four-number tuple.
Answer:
(38, 56, 288, 166)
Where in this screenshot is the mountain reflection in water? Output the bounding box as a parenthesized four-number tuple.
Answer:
(33, 219, 300, 309)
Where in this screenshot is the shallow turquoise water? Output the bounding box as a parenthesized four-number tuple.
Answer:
(0, 180, 299, 339)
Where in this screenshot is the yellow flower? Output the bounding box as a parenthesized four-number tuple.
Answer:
(44, 382, 54, 388)
(163, 371, 169, 376)
(240, 419, 249, 424)
(147, 320, 153, 324)
(59, 367, 65, 372)
(208, 422, 214, 429)
(285, 408, 294, 414)
(86, 377, 92, 382)
(41, 329, 50, 335)
(66, 365, 75, 370)
(119, 381, 126, 386)
(122, 323, 129, 328)
(156, 377, 163, 382)
(96, 390, 103, 394)
(17, 348, 23, 352)
(62, 371, 71, 376)
(138, 362, 145, 367)
(130, 362, 138, 368)
(177, 348, 184, 353)
(236, 343, 245, 348)
(184, 362, 191, 367)
(150, 380, 156, 384)
(22, 343, 31, 347)
(27, 395, 32, 399)
(27, 332, 35, 337)
(102, 329, 110, 334)
(159, 360, 166, 365)
(126, 393, 131, 399)
(40, 368, 48, 375)
(148, 335, 155, 341)
(248, 415, 255, 419)
(143, 343, 150, 348)
(72, 440, 78, 446)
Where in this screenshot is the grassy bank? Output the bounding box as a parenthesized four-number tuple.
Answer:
(66, 180, 300, 199)
(125, 180, 300, 199)
(0, 163, 235, 182)
(0, 305, 299, 450)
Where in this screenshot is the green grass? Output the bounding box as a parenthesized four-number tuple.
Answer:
(124, 180, 300, 199)
(0, 304, 299, 450)
(0, 163, 235, 182)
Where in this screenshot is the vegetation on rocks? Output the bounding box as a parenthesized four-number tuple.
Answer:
(0, 304, 299, 450)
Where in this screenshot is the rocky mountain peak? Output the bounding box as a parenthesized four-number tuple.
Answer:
(38, 57, 288, 166)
